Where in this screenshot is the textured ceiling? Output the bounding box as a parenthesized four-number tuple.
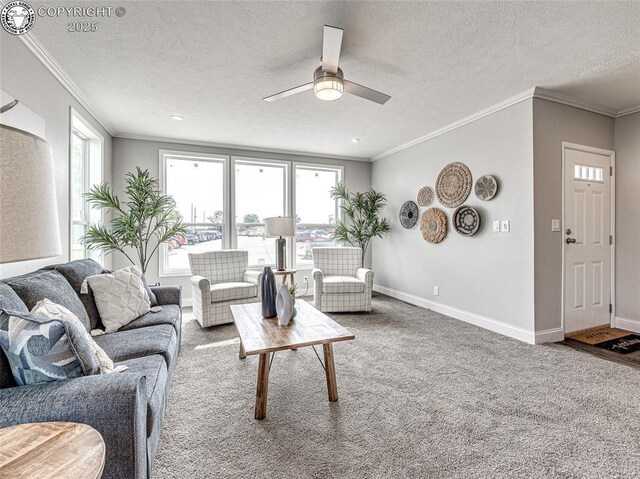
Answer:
(28, 1, 640, 159)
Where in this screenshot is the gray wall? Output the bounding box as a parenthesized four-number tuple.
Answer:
(614, 112, 640, 324)
(111, 138, 371, 299)
(0, 36, 112, 279)
(532, 99, 614, 332)
(371, 99, 535, 332)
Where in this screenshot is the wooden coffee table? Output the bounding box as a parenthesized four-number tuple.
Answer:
(231, 299, 355, 419)
(0, 422, 105, 478)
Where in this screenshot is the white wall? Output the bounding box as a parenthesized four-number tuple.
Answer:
(371, 99, 536, 341)
(532, 99, 614, 333)
(613, 112, 640, 329)
(0, 36, 112, 279)
(111, 138, 371, 301)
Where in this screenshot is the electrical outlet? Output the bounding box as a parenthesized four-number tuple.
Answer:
(433, 286, 439, 296)
(492, 220, 500, 232)
(500, 220, 510, 232)
(551, 219, 560, 232)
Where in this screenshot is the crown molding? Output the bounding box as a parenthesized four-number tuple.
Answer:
(616, 104, 640, 118)
(370, 86, 630, 162)
(532, 87, 618, 118)
(371, 88, 537, 161)
(113, 132, 371, 163)
(18, 33, 114, 136)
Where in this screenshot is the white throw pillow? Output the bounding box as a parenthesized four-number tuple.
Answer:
(85, 266, 151, 333)
(31, 299, 127, 374)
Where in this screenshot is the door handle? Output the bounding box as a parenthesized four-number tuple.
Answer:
(566, 237, 576, 244)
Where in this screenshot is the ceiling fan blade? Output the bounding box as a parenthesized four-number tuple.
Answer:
(343, 80, 391, 105)
(322, 25, 343, 74)
(263, 82, 313, 102)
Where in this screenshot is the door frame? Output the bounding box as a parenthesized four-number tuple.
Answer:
(561, 142, 616, 335)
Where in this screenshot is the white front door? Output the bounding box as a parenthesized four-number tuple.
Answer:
(563, 143, 614, 334)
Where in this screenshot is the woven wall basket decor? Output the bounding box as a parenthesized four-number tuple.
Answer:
(453, 205, 481, 236)
(475, 175, 498, 201)
(420, 207, 447, 243)
(417, 186, 434, 206)
(435, 162, 472, 208)
(399, 201, 419, 229)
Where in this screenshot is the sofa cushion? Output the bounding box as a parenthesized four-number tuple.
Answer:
(210, 282, 257, 303)
(3, 270, 91, 332)
(93, 324, 177, 369)
(53, 259, 106, 331)
(322, 276, 366, 294)
(0, 282, 28, 314)
(118, 354, 168, 438)
(0, 310, 96, 386)
(86, 266, 151, 333)
(120, 304, 181, 334)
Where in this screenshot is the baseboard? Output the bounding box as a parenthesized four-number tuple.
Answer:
(183, 297, 193, 308)
(533, 327, 565, 344)
(373, 284, 546, 345)
(614, 316, 640, 334)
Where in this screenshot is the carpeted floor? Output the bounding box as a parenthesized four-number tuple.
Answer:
(153, 295, 640, 478)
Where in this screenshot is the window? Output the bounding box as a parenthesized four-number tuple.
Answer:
(234, 159, 288, 266)
(160, 151, 226, 276)
(70, 110, 103, 261)
(293, 164, 342, 267)
(574, 164, 604, 182)
(159, 152, 343, 275)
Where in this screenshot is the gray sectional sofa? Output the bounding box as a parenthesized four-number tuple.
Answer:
(0, 259, 181, 479)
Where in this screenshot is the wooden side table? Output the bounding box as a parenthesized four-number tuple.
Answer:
(0, 422, 105, 479)
(273, 269, 297, 285)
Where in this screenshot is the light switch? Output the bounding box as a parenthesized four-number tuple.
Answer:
(500, 220, 510, 232)
(492, 220, 500, 232)
(551, 219, 560, 232)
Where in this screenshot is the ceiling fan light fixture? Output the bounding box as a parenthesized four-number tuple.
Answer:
(313, 67, 344, 101)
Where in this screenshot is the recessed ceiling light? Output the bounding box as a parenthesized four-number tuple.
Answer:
(170, 115, 184, 121)
(351, 138, 360, 143)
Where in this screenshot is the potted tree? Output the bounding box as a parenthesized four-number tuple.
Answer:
(82, 167, 187, 274)
(330, 182, 391, 267)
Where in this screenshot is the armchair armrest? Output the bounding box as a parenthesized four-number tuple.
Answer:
(312, 268, 324, 282)
(243, 270, 261, 284)
(190, 275, 210, 291)
(356, 268, 374, 284)
(312, 268, 324, 308)
(0, 373, 148, 478)
(190, 275, 211, 325)
(151, 285, 182, 307)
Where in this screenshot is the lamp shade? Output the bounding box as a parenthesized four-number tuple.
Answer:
(263, 216, 295, 238)
(0, 124, 61, 263)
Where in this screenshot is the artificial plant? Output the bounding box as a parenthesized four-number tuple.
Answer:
(330, 182, 391, 267)
(82, 167, 187, 274)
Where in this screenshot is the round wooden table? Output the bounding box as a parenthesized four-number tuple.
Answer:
(0, 422, 105, 479)
(274, 268, 297, 285)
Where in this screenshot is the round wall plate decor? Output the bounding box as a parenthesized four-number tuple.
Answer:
(399, 201, 419, 229)
(475, 175, 498, 201)
(453, 205, 481, 236)
(435, 162, 472, 208)
(417, 186, 434, 206)
(420, 207, 447, 243)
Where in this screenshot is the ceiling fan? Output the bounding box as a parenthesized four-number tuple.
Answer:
(263, 25, 391, 105)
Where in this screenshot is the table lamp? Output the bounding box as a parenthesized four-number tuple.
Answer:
(0, 123, 61, 263)
(263, 216, 295, 271)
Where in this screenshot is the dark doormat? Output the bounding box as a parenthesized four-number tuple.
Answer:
(595, 335, 640, 354)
